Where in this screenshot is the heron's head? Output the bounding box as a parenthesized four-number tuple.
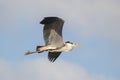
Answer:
(65, 41, 82, 47)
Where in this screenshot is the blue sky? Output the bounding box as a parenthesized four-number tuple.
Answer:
(0, 0, 120, 80)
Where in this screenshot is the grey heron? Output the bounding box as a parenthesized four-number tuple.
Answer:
(25, 17, 82, 62)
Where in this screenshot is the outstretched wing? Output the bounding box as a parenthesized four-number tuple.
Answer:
(40, 17, 64, 48)
(48, 52, 61, 62)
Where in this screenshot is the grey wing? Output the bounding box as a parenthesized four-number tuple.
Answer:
(48, 52, 61, 62)
(40, 17, 64, 48)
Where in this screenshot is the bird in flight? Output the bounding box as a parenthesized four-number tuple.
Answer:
(25, 17, 82, 62)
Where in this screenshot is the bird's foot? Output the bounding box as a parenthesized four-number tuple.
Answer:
(25, 51, 34, 55)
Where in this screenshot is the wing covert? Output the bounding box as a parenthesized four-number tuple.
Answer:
(40, 17, 64, 48)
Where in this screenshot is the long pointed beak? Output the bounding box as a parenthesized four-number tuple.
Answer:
(73, 44, 83, 47)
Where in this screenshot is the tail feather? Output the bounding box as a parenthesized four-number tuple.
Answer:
(36, 46, 44, 53)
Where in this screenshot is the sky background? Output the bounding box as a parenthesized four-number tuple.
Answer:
(0, 0, 120, 80)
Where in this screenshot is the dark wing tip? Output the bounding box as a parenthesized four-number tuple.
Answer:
(40, 17, 64, 24)
(48, 52, 61, 62)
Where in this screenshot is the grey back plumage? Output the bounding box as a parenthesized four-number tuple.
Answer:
(40, 17, 64, 48)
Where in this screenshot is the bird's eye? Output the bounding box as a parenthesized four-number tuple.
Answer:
(65, 41, 73, 44)
(65, 41, 70, 43)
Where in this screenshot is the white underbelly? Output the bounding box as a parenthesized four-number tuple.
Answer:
(48, 46, 73, 52)
(64, 46, 73, 52)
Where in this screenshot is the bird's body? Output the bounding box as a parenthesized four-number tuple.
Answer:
(25, 17, 81, 62)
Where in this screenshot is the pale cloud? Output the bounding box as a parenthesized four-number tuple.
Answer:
(0, 59, 117, 80)
(0, 0, 120, 40)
